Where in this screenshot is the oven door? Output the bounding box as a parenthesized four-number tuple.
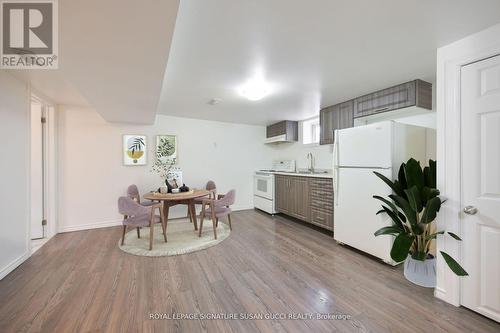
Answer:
(254, 173, 274, 200)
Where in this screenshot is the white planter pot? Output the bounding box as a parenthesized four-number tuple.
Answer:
(403, 255, 436, 288)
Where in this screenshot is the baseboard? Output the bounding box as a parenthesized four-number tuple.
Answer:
(58, 219, 122, 233)
(434, 286, 460, 307)
(58, 206, 254, 234)
(0, 251, 31, 280)
(231, 205, 254, 211)
(31, 235, 54, 255)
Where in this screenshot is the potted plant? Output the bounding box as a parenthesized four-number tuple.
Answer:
(373, 158, 468, 287)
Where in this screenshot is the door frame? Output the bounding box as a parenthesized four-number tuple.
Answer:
(436, 22, 500, 306)
(29, 90, 58, 247)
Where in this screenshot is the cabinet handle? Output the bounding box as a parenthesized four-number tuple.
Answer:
(371, 106, 389, 113)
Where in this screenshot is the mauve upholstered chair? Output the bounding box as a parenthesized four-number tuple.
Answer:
(187, 180, 217, 222)
(118, 196, 166, 250)
(198, 189, 235, 239)
(127, 184, 155, 206)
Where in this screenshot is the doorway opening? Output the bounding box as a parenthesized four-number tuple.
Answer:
(30, 94, 56, 246)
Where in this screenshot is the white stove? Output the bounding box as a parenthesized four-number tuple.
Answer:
(254, 160, 295, 214)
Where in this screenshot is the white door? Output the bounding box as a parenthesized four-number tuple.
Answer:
(337, 121, 392, 168)
(461, 55, 500, 322)
(30, 102, 45, 239)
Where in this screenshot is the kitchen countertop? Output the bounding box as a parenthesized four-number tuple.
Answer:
(271, 171, 334, 179)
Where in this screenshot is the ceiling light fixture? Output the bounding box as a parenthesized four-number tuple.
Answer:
(208, 98, 222, 105)
(239, 78, 270, 101)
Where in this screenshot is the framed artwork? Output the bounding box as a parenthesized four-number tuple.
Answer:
(156, 135, 177, 164)
(123, 135, 147, 165)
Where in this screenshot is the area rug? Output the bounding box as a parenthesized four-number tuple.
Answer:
(118, 218, 230, 257)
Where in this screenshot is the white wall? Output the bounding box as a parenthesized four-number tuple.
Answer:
(0, 72, 30, 280)
(57, 107, 269, 232)
(266, 142, 333, 170)
(265, 119, 333, 170)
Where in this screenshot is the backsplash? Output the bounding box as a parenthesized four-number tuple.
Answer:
(265, 141, 333, 171)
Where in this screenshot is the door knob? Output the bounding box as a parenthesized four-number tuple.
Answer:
(463, 206, 478, 215)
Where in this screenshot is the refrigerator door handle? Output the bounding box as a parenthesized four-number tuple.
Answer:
(334, 168, 339, 206)
(333, 130, 340, 206)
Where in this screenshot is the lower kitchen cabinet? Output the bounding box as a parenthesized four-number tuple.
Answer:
(275, 175, 290, 214)
(309, 178, 334, 230)
(275, 175, 333, 231)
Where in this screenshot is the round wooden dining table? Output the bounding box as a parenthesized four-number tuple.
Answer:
(143, 189, 211, 231)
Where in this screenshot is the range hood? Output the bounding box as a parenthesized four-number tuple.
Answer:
(265, 120, 298, 144)
(265, 134, 295, 144)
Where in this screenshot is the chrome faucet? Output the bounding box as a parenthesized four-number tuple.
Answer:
(307, 153, 314, 173)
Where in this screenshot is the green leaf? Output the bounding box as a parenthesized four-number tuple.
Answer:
(404, 158, 425, 191)
(405, 186, 423, 213)
(421, 187, 440, 204)
(378, 206, 405, 230)
(411, 223, 424, 235)
(447, 232, 462, 241)
(440, 251, 468, 276)
(426, 230, 444, 240)
(390, 194, 417, 226)
(398, 163, 407, 189)
(374, 226, 403, 236)
(420, 196, 442, 224)
(397, 211, 407, 223)
(373, 195, 399, 214)
(391, 233, 415, 262)
(373, 171, 404, 197)
(424, 159, 437, 188)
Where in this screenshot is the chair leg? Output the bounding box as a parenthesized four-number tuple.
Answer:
(149, 210, 155, 251)
(227, 214, 232, 230)
(137, 227, 140, 238)
(212, 217, 217, 240)
(211, 208, 217, 240)
(149, 223, 154, 251)
(121, 225, 127, 245)
(198, 214, 204, 237)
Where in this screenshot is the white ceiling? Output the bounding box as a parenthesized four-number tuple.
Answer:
(157, 0, 500, 125)
(9, 0, 179, 124)
(7, 0, 500, 125)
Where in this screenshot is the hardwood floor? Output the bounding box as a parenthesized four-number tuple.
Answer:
(0, 210, 498, 333)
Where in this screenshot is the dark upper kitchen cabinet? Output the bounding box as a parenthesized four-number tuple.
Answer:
(353, 79, 432, 118)
(266, 120, 298, 141)
(319, 100, 354, 145)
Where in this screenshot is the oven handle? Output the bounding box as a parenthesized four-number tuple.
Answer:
(255, 173, 274, 178)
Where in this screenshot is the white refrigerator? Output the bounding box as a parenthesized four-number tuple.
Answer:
(333, 121, 429, 265)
